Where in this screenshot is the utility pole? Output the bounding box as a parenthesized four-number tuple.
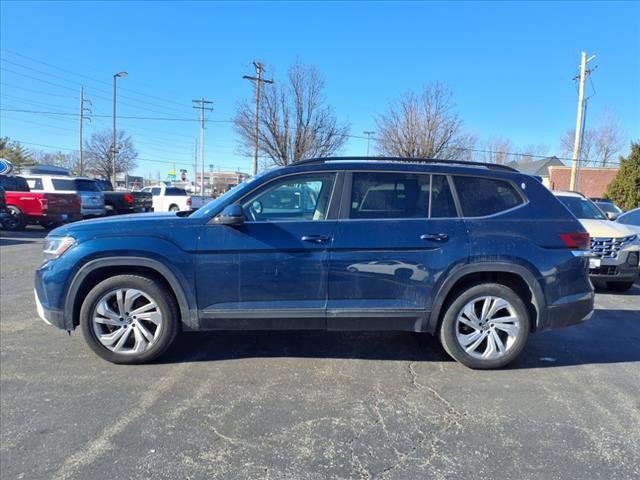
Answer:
(192, 98, 213, 198)
(569, 51, 596, 191)
(112, 71, 127, 186)
(243, 61, 273, 176)
(363, 131, 375, 156)
(193, 137, 198, 192)
(78, 87, 91, 176)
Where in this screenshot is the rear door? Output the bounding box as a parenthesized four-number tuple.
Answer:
(327, 171, 468, 330)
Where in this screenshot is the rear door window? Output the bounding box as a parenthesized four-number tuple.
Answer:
(453, 176, 524, 217)
(1, 176, 31, 192)
(165, 188, 187, 196)
(349, 172, 457, 219)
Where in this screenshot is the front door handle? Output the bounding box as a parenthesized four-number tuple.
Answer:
(420, 233, 449, 242)
(301, 234, 330, 243)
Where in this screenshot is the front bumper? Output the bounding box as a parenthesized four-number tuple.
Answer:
(34, 288, 67, 330)
(589, 248, 640, 282)
(540, 290, 595, 331)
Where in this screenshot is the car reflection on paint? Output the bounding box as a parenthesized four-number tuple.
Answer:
(346, 260, 429, 281)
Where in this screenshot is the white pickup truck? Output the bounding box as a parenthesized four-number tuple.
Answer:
(141, 185, 208, 212)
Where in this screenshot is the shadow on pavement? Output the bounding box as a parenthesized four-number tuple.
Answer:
(158, 308, 640, 369)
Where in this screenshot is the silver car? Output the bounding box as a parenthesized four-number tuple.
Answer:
(25, 175, 106, 218)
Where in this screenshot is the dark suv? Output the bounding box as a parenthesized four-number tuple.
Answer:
(34, 158, 594, 369)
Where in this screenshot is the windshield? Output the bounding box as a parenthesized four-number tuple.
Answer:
(595, 201, 622, 214)
(558, 196, 606, 220)
(617, 209, 640, 226)
(95, 180, 113, 191)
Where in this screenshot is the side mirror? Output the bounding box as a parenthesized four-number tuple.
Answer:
(214, 204, 245, 226)
(606, 212, 618, 221)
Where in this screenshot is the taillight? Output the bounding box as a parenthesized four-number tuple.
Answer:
(560, 232, 590, 250)
(187, 198, 192, 206)
(39, 198, 48, 210)
(124, 193, 134, 205)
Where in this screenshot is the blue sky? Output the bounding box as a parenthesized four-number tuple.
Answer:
(1, 0, 639, 178)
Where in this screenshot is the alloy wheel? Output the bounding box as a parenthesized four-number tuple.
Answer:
(92, 288, 163, 355)
(455, 296, 521, 360)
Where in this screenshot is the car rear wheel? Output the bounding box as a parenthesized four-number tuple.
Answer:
(80, 275, 179, 364)
(169, 204, 179, 212)
(606, 281, 635, 292)
(439, 283, 530, 369)
(3, 206, 25, 231)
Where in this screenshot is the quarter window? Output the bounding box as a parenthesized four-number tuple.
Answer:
(242, 172, 336, 222)
(453, 177, 524, 217)
(349, 172, 457, 219)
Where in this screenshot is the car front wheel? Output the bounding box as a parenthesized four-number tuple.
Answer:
(439, 283, 530, 369)
(80, 274, 179, 364)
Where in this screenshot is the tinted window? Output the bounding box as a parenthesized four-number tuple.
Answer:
(151, 188, 161, 196)
(165, 187, 187, 196)
(595, 201, 622, 214)
(617, 209, 640, 226)
(52, 179, 100, 191)
(453, 177, 523, 217)
(242, 172, 336, 222)
(350, 172, 456, 219)
(26, 178, 43, 190)
(95, 180, 113, 191)
(0, 175, 30, 192)
(557, 196, 606, 220)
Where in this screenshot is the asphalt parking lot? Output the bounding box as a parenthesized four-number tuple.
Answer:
(1, 228, 639, 480)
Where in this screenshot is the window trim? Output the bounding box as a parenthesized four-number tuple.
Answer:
(338, 170, 461, 221)
(225, 170, 342, 224)
(449, 173, 529, 219)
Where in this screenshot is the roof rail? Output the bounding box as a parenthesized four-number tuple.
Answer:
(292, 156, 518, 172)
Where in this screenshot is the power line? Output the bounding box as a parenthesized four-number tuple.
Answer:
(1, 48, 191, 111)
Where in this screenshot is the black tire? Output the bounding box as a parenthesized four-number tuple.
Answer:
(606, 281, 635, 292)
(105, 204, 117, 216)
(169, 204, 179, 212)
(39, 220, 63, 230)
(80, 274, 179, 364)
(439, 283, 530, 369)
(4, 206, 25, 231)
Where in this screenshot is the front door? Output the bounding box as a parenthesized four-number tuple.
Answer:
(327, 171, 468, 330)
(196, 171, 339, 329)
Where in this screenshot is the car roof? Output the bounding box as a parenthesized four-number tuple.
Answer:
(24, 175, 95, 181)
(553, 191, 585, 198)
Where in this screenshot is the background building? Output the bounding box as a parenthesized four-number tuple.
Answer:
(548, 166, 619, 197)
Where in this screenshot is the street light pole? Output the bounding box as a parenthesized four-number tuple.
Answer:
(112, 71, 127, 186)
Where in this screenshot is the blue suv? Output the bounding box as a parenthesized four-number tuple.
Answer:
(34, 158, 595, 369)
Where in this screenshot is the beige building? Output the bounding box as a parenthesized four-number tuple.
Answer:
(194, 171, 251, 195)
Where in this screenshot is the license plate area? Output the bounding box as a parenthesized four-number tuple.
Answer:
(589, 257, 601, 269)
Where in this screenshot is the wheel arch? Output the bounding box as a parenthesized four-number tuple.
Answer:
(64, 256, 196, 331)
(427, 262, 546, 334)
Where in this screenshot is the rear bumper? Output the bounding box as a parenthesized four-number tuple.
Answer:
(540, 290, 594, 331)
(81, 207, 106, 217)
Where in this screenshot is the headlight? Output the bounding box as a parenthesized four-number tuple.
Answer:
(43, 236, 76, 261)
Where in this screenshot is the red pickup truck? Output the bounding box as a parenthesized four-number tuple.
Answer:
(0, 174, 81, 230)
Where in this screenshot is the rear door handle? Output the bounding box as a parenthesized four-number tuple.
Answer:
(301, 234, 330, 243)
(420, 233, 449, 242)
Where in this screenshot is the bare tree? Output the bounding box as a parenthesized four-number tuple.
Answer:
(234, 63, 349, 166)
(516, 143, 550, 163)
(375, 82, 475, 159)
(478, 137, 513, 164)
(559, 110, 625, 167)
(84, 130, 138, 180)
(560, 129, 597, 166)
(31, 150, 79, 173)
(595, 112, 624, 167)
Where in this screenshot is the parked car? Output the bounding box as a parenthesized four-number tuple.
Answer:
(0, 174, 82, 230)
(24, 175, 106, 218)
(0, 185, 11, 229)
(617, 207, 640, 235)
(555, 191, 639, 291)
(35, 157, 595, 369)
(94, 179, 153, 215)
(141, 184, 206, 212)
(590, 198, 624, 220)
